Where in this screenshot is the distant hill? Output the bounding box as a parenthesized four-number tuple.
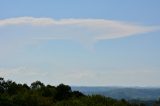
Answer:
(2, 77, 151, 106)
(72, 86, 160, 100)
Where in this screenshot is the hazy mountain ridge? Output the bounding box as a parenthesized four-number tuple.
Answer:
(72, 86, 160, 100)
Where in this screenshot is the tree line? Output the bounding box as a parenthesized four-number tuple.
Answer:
(0, 77, 159, 106)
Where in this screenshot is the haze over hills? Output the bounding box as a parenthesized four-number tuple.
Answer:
(72, 86, 160, 100)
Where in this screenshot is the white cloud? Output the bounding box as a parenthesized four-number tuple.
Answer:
(0, 17, 159, 54)
(0, 17, 159, 42)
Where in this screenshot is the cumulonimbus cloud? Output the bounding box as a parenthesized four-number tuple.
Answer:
(0, 17, 159, 46)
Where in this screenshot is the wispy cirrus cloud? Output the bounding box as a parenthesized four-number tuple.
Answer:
(0, 17, 159, 38)
(0, 17, 159, 50)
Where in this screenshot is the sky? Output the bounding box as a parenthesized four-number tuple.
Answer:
(0, 0, 160, 87)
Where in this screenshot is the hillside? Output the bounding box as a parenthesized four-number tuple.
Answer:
(72, 86, 160, 100)
(1, 77, 160, 106)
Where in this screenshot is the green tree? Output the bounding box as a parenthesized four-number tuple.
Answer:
(55, 83, 71, 100)
(0, 77, 5, 93)
(31, 81, 44, 90)
(41, 85, 56, 97)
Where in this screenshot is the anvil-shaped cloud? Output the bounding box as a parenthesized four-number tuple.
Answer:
(0, 17, 159, 47)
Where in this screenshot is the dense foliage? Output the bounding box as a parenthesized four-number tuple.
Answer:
(0, 77, 159, 106)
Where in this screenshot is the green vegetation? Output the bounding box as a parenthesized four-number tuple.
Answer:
(0, 77, 159, 106)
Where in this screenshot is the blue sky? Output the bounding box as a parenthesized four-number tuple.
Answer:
(0, 0, 160, 87)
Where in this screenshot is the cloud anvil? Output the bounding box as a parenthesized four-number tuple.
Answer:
(0, 17, 158, 44)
